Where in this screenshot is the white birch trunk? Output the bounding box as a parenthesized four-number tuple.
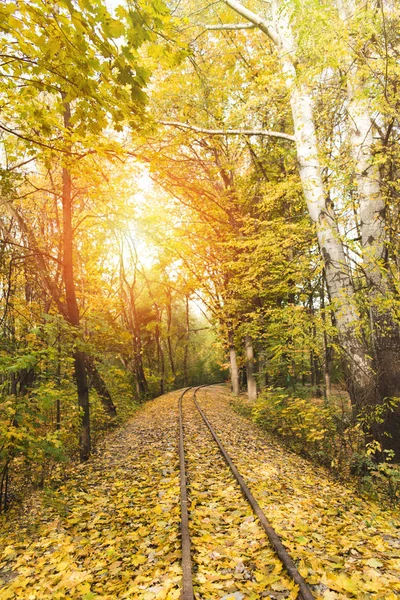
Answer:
(245, 335, 257, 401)
(223, 0, 398, 451)
(336, 2, 400, 450)
(270, 0, 373, 391)
(228, 328, 240, 395)
(336, 0, 386, 290)
(223, 0, 374, 394)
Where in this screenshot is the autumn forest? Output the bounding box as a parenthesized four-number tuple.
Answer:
(0, 0, 400, 599)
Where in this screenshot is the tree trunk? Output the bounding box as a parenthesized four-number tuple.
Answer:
(336, 0, 386, 291)
(245, 335, 257, 401)
(321, 280, 332, 402)
(228, 328, 240, 395)
(371, 313, 400, 456)
(134, 343, 149, 398)
(84, 355, 117, 416)
(337, 0, 400, 456)
(56, 397, 61, 431)
(225, 0, 376, 406)
(281, 13, 377, 409)
(74, 351, 90, 461)
(131, 301, 148, 398)
(0, 460, 10, 513)
(56, 337, 61, 430)
(18, 369, 35, 396)
(310, 350, 316, 387)
(62, 101, 90, 461)
(10, 139, 116, 432)
(120, 263, 148, 399)
(183, 295, 190, 386)
(157, 329, 165, 396)
(165, 289, 176, 382)
(154, 303, 165, 395)
(257, 348, 268, 390)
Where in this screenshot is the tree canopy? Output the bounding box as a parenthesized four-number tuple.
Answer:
(0, 0, 400, 508)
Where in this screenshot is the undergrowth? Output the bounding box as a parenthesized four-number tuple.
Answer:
(232, 387, 400, 504)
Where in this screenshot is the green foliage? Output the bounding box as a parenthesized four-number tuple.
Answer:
(251, 388, 338, 465)
(0, 0, 172, 150)
(350, 442, 400, 504)
(234, 388, 400, 503)
(357, 397, 400, 431)
(351, 400, 400, 502)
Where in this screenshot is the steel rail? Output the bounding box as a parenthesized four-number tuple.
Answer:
(191, 386, 316, 600)
(178, 387, 195, 600)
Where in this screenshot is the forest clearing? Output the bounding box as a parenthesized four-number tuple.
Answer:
(1, 0, 400, 598)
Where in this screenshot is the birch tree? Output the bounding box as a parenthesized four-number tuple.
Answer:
(166, 0, 400, 453)
(216, 0, 374, 399)
(335, 0, 400, 449)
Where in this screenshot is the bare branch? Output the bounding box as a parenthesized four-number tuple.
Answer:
(204, 23, 257, 30)
(158, 120, 295, 142)
(223, 0, 279, 45)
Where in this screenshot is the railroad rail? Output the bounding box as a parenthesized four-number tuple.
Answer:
(178, 385, 315, 600)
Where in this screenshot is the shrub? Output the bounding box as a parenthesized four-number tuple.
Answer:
(235, 388, 400, 503)
(251, 388, 338, 467)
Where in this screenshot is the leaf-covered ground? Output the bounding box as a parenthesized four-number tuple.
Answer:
(0, 386, 399, 600)
(182, 392, 297, 599)
(195, 387, 400, 600)
(0, 392, 182, 600)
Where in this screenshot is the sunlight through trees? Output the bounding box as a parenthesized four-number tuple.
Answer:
(0, 0, 399, 512)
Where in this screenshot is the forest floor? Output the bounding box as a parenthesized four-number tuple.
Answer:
(0, 386, 399, 600)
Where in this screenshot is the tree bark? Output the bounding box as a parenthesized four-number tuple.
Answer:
(74, 351, 90, 461)
(165, 288, 177, 382)
(228, 328, 240, 396)
(56, 336, 61, 430)
(62, 101, 90, 461)
(336, 0, 400, 455)
(224, 0, 375, 406)
(131, 306, 148, 398)
(155, 314, 165, 395)
(321, 280, 332, 402)
(370, 313, 400, 456)
(336, 0, 386, 290)
(245, 335, 257, 401)
(120, 261, 148, 399)
(183, 295, 190, 386)
(84, 356, 117, 416)
(273, 0, 377, 404)
(257, 347, 268, 390)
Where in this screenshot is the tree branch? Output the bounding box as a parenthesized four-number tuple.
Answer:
(158, 120, 295, 142)
(0, 123, 70, 154)
(0, 239, 63, 265)
(204, 23, 257, 30)
(223, 0, 279, 45)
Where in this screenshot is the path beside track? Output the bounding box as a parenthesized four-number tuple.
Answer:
(0, 386, 399, 600)
(0, 391, 183, 600)
(192, 387, 400, 600)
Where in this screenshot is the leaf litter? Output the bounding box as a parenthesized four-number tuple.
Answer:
(182, 393, 297, 600)
(195, 386, 400, 600)
(0, 392, 183, 600)
(0, 385, 399, 599)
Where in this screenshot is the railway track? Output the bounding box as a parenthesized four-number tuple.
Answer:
(178, 385, 315, 600)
